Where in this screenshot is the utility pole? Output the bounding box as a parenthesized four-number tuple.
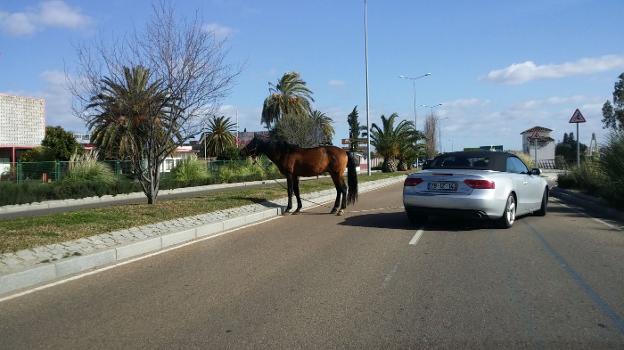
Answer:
(364, 0, 371, 176)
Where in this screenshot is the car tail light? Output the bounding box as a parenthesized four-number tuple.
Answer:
(404, 177, 423, 186)
(464, 179, 495, 189)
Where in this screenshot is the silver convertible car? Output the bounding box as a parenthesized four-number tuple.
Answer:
(403, 151, 549, 228)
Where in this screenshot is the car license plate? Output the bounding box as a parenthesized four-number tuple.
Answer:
(428, 181, 458, 192)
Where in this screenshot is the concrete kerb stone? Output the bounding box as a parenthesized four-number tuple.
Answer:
(0, 175, 406, 298)
(54, 249, 117, 277)
(0, 264, 56, 295)
(161, 228, 196, 248)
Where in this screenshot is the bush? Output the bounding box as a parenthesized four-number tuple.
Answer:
(557, 173, 576, 189)
(64, 151, 116, 185)
(171, 155, 208, 183)
(600, 132, 624, 207)
(571, 161, 607, 194)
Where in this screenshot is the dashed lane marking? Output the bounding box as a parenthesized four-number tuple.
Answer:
(409, 229, 424, 245)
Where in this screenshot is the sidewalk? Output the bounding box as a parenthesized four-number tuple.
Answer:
(0, 175, 406, 297)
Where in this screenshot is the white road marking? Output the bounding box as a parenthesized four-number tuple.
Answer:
(553, 199, 622, 231)
(348, 206, 403, 214)
(382, 263, 400, 289)
(409, 229, 424, 245)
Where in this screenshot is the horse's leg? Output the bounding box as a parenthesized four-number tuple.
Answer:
(330, 173, 341, 214)
(284, 175, 293, 214)
(292, 176, 303, 214)
(337, 177, 348, 216)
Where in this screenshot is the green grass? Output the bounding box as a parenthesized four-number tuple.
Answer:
(0, 172, 406, 253)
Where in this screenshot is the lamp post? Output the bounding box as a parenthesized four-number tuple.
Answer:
(363, 0, 371, 176)
(399, 73, 431, 130)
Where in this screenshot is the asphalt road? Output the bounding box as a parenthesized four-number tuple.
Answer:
(1, 183, 623, 349)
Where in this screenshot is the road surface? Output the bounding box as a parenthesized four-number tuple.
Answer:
(1, 182, 623, 349)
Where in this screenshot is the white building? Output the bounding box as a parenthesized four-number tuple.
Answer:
(160, 146, 196, 172)
(521, 126, 555, 166)
(0, 94, 45, 164)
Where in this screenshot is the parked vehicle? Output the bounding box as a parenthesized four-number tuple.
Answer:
(403, 151, 549, 228)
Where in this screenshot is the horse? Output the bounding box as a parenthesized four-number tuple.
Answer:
(241, 137, 358, 216)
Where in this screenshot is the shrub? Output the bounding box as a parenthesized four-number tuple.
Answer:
(64, 151, 115, 185)
(570, 161, 607, 194)
(557, 173, 576, 189)
(171, 155, 209, 183)
(600, 132, 624, 207)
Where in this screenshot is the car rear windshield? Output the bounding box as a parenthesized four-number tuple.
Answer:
(427, 155, 493, 170)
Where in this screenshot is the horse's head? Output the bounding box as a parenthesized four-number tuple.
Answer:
(240, 136, 264, 163)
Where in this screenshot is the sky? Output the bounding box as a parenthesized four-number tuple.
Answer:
(1, 0, 623, 151)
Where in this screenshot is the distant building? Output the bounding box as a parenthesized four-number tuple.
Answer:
(0, 94, 45, 163)
(521, 126, 555, 165)
(161, 146, 196, 172)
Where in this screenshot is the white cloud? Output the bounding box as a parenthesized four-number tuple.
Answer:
(328, 80, 346, 87)
(442, 98, 490, 108)
(0, 1, 91, 36)
(202, 22, 234, 40)
(484, 54, 624, 85)
(40, 70, 84, 130)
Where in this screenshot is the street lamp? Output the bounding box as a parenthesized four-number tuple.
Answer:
(399, 73, 431, 130)
(363, 0, 371, 176)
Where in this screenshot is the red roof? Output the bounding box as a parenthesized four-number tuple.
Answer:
(521, 126, 552, 134)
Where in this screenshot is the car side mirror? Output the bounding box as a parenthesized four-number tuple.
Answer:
(530, 168, 541, 176)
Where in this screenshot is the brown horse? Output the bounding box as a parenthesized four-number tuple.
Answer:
(241, 137, 358, 215)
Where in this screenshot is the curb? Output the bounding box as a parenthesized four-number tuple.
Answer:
(0, 175, 406, 298)
(551, 187, 624, 222)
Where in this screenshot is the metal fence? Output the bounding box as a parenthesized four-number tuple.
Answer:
(0, 160, 135, 183)
(0, 159, 280, 184)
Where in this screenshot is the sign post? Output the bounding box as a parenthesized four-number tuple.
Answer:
(527, 130, 541, 167)
(568, 109, 587, 168)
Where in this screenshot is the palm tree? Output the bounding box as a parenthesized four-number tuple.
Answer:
(369, 113, 415, 172)
(311, 110, 334, 145)
(86, 65, 174, 204)
(87, 65, 169, 159)
(204, 115, 236, 157)
(261, 72, 314, 129)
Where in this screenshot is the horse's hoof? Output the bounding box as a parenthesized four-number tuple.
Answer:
(330, 208, 337, 214)
(283, 211, 291, 216)
(336, 210, 344, 216)
(292, 210, 301, 215)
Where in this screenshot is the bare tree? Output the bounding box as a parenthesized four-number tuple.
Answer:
(69, 1, 239, 203)
(424, 115, 438, 159)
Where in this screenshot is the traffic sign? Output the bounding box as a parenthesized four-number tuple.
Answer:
(569, 109, 586, 123)
(527, 130, 541, 140)
(341, 138, 368, 144)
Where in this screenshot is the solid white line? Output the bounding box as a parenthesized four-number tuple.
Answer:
(409, 229, 424, 245)
(553, 199, 622, 231)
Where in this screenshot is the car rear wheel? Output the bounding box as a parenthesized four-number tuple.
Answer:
(496, 194, 516, 229)
(534, 188, 548, 216)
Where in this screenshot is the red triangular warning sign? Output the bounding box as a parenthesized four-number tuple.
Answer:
(569, 109, 586, 123)
(528, 130, 541, 140)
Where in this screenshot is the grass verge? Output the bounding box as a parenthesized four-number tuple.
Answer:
(0, 172, 407, 253)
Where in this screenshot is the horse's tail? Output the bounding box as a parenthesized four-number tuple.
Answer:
(347, 152, 359, 205)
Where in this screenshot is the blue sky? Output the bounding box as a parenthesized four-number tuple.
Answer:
(1, 0, 623, 150)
